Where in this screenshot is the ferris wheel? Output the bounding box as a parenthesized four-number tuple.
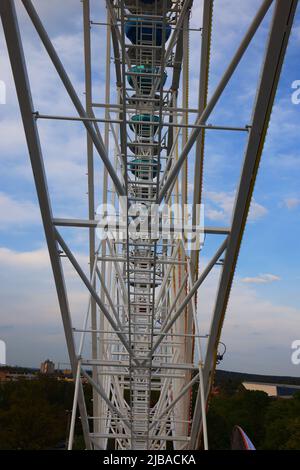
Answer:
(0, 0, 297, 450)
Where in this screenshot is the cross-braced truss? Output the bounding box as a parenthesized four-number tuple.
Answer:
(1, 0, 297, 450)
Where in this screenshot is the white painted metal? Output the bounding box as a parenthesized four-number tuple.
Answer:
(1, 0, 297, 451)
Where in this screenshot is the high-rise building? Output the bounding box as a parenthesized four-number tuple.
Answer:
(40, 359, 55, 375)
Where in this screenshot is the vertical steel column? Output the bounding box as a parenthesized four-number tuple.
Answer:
(99, 7, 113, 450)
(181, 13, 189, 214)
(83, 0, 99, 447)
(178, 9, 191, 448)
(190, 0, 213, 278)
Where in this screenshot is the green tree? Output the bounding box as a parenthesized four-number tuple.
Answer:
(0, 395, 67, 449)
(262, 392, 300, 450)
(0, 378, 91, 449)
(207, 390, 269, 449)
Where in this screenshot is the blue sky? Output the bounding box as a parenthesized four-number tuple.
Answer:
(0, 0, 299, 376)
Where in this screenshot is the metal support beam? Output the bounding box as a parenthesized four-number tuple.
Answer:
(163, 0, 193, 68)
(149, 373, 200, 431)
(54, 229, 138, 363)
(53, 217, 230, 235)
(21, 0, 126, 197)
(190, 0, 299, 449)
(149, 238, 228, 356)
(158, 0, 273, 203)
(81, 369, 132, 432)
(82, 0, 100, 444)
(190, 0, 214, 278)
(0, 0, 91, 449)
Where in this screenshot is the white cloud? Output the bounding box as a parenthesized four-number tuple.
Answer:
(268, 153, 300, 171)
(190, 0, 266, 72)
(206, 191, 235, 222)
(196, 263, 298, 375)
(266, 98, 300, 154)
(0, 246, 49, 269)
(0, 14, 91, 216)
(205, 191, 268, 223)
(0, 244, 89, 276)
(249, 200, 268, 221)
(241, 273, 281, 284)
(221, 279, 300, 375)
(283, 197, 300, 210)
(0, 245, 91, 366)
(0, 192, 40, 230)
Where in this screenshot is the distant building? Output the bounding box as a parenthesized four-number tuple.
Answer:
(0, 370, 36, 382)
(242, 381, 300, 398)
(7, 373, 36, 381)
(40, 359, 55, 375)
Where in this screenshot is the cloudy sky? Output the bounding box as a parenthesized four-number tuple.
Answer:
(0, 0, 300, 376)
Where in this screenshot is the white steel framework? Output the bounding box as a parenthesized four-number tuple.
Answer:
(1, 0, 298, 450)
